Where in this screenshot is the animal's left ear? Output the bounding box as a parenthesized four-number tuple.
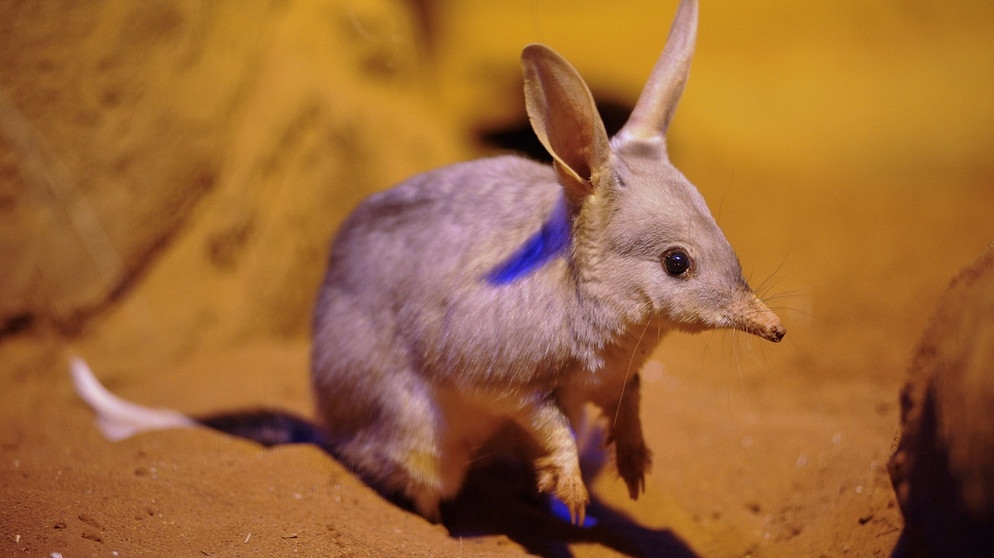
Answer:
(521, 44, 612, 203)
(616, 0, 698, 143)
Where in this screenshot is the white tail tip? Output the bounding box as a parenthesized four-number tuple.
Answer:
(69, 357, 195, 441)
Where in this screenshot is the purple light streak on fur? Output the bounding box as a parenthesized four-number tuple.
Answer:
(485, 197, 571, 285)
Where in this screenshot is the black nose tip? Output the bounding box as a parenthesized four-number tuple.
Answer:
(769, 326, 786, 343)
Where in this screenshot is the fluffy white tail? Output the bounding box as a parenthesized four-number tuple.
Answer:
(69, 357, 195, 441)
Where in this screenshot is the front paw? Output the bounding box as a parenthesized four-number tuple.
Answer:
(616, 441, 652, 499)
(535, 456, 590, 525)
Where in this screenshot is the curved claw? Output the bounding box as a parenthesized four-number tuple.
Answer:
(616, 442, 652, 500)
(535, 457, 590, 525)
(624, 473, 645, 500)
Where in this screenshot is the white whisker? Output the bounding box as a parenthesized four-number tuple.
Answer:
(613, 319, 652, 429)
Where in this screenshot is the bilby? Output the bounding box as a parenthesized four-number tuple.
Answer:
(72, 0, 784, 525)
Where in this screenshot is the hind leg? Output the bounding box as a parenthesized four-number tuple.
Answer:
(383, 407, 476, 523)
(312, 298, 472, 521)
(330, 382, 453, 522)
(320, 375, 474, 523)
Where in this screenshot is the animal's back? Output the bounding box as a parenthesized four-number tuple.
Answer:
(325, 155, 561, 293)
(313, 155, 579, 393)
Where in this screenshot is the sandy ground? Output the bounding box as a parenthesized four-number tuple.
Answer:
(1, 1, 992, 556)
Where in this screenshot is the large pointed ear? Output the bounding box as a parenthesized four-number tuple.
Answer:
(521, 44, 611, 202)
(616, 0, 698, 142)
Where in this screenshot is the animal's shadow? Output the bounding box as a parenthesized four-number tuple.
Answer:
(438, 456, 698, 558)
(199, 410, 697, 557)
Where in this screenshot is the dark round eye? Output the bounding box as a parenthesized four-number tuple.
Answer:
(662, 249, 692, 277)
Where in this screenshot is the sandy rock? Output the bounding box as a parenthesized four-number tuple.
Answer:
(889, 243, 994, 556)
(0, 0, 463, 348)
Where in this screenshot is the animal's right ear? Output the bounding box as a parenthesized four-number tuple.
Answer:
(522, 44, 611, 203)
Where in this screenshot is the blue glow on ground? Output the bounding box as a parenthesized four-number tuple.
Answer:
(548, 496, 599, 528)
